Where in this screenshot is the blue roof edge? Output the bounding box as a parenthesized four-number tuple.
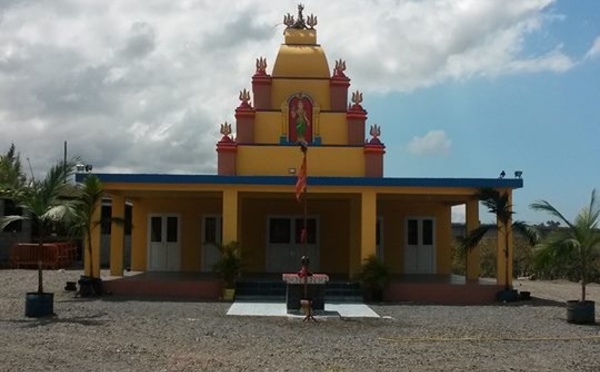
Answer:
(76, 173, 524, 189)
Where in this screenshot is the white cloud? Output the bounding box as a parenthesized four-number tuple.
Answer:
(408, 130, 451, 156)
(585, 36, 600, 59)
(0, 0, 576, 176)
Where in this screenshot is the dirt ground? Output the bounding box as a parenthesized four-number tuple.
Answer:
(1, 269, 599, 372)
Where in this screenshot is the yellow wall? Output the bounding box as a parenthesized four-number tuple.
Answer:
(319, 113, 349, 145)
(125, 190, 454, 276)
(236, 146, 365, 177)
(240, 198, 350, 274)
(130, 197, 221, 272)
(271, 43, 330, 79)
(253, 112, 285, 144)
(270, 79, 331, 111)
(377, 201, 452, 275)
(252, 111, 348, 145)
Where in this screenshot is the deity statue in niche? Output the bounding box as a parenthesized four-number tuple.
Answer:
(288, 94, 312, 144)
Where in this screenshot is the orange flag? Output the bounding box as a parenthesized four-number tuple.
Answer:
(295, 156, 306, 202)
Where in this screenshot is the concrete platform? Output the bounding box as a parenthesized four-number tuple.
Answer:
(227, 301, 379, 318)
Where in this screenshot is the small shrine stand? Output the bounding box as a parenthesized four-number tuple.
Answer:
(282, 273, 329, 312)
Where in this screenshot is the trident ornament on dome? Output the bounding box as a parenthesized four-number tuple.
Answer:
(370, 124, 381, 139)
(306, 13, 317, 29)
(351, 90, 363, 105)
(333, 59, 347, 77)
(368, 124, 382, 145)
(255, 57, 267, 75)
(283, 4, 316, 30)
(283, 13, 295, 27)
(220, 122, 232, 136)
(239, 89, 251, 107)
(220, 121, 233, 142)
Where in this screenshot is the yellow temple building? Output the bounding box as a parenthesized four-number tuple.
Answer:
(82, 6, 523, 303)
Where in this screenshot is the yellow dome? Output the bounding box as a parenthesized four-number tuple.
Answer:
(272, 29, 330, 78)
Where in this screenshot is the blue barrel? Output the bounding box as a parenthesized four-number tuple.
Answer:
(566, 300, 595, 324)
(25, 292, 54, 318)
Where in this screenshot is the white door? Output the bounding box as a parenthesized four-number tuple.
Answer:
(148, 215, 180, 271)
(267, 217, 318, 272)
(404, 217, 435, 274)
(202, 216, 222, 272)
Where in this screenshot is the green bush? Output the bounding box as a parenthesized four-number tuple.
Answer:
(452, 235, 600, 283)
(452, 237, 536, 279)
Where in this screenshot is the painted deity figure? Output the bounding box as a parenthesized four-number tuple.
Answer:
(291, 100, 310, 144)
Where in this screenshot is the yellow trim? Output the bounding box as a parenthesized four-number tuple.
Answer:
(280, 103, 289, 136)
(465, 199, 480, 280)
(360, 191, 377, 263)
(313, 105, 321, 136)
(222, 189, 238, 244)
(110, 194, 125, 276)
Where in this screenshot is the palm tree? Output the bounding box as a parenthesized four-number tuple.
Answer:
(530, 190, 600, 302)
(69, 174, 104, 281)
(0, 143, 27, 189)
(463, 188, 538, 289)
(0, 161, 76, 294)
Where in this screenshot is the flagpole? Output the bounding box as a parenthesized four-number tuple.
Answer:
(302, 143, 308, 260)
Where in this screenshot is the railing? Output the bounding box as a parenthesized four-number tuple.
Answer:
(10, 242, 78, 269)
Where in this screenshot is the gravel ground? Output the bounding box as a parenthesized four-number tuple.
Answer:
(1, 269, 599, 372)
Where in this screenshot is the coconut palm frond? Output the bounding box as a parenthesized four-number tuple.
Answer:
(0, 215, 26, 231)
(530, 189, 600, 302)
(42, 203, 78, 224)
(459, 225, 493, 252)
(477, 187, 514, 224)
(530, 199, 574, 230)
(2, 159, 77, 294)
(512, 221, 540, 247)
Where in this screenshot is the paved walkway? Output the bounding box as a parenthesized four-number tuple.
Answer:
(227, 301, 380, 318)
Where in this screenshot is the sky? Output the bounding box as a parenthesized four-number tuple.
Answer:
(0, 0, 598, 224)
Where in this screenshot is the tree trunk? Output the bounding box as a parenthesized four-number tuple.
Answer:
(581, 255, 586, 302)
(581, 248, 587, 302)
(37, 228, 44, 294)
(87, 227, 94, 279)
(504, 228, 509, 290)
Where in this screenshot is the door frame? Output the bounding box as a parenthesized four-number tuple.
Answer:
(404, 216, 436, 274)
(266, 215, 320, 273)
(201, 215, 222, 272)
(147, 213, 181, 272)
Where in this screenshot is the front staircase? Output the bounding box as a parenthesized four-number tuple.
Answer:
(235, 279, 363, 303)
